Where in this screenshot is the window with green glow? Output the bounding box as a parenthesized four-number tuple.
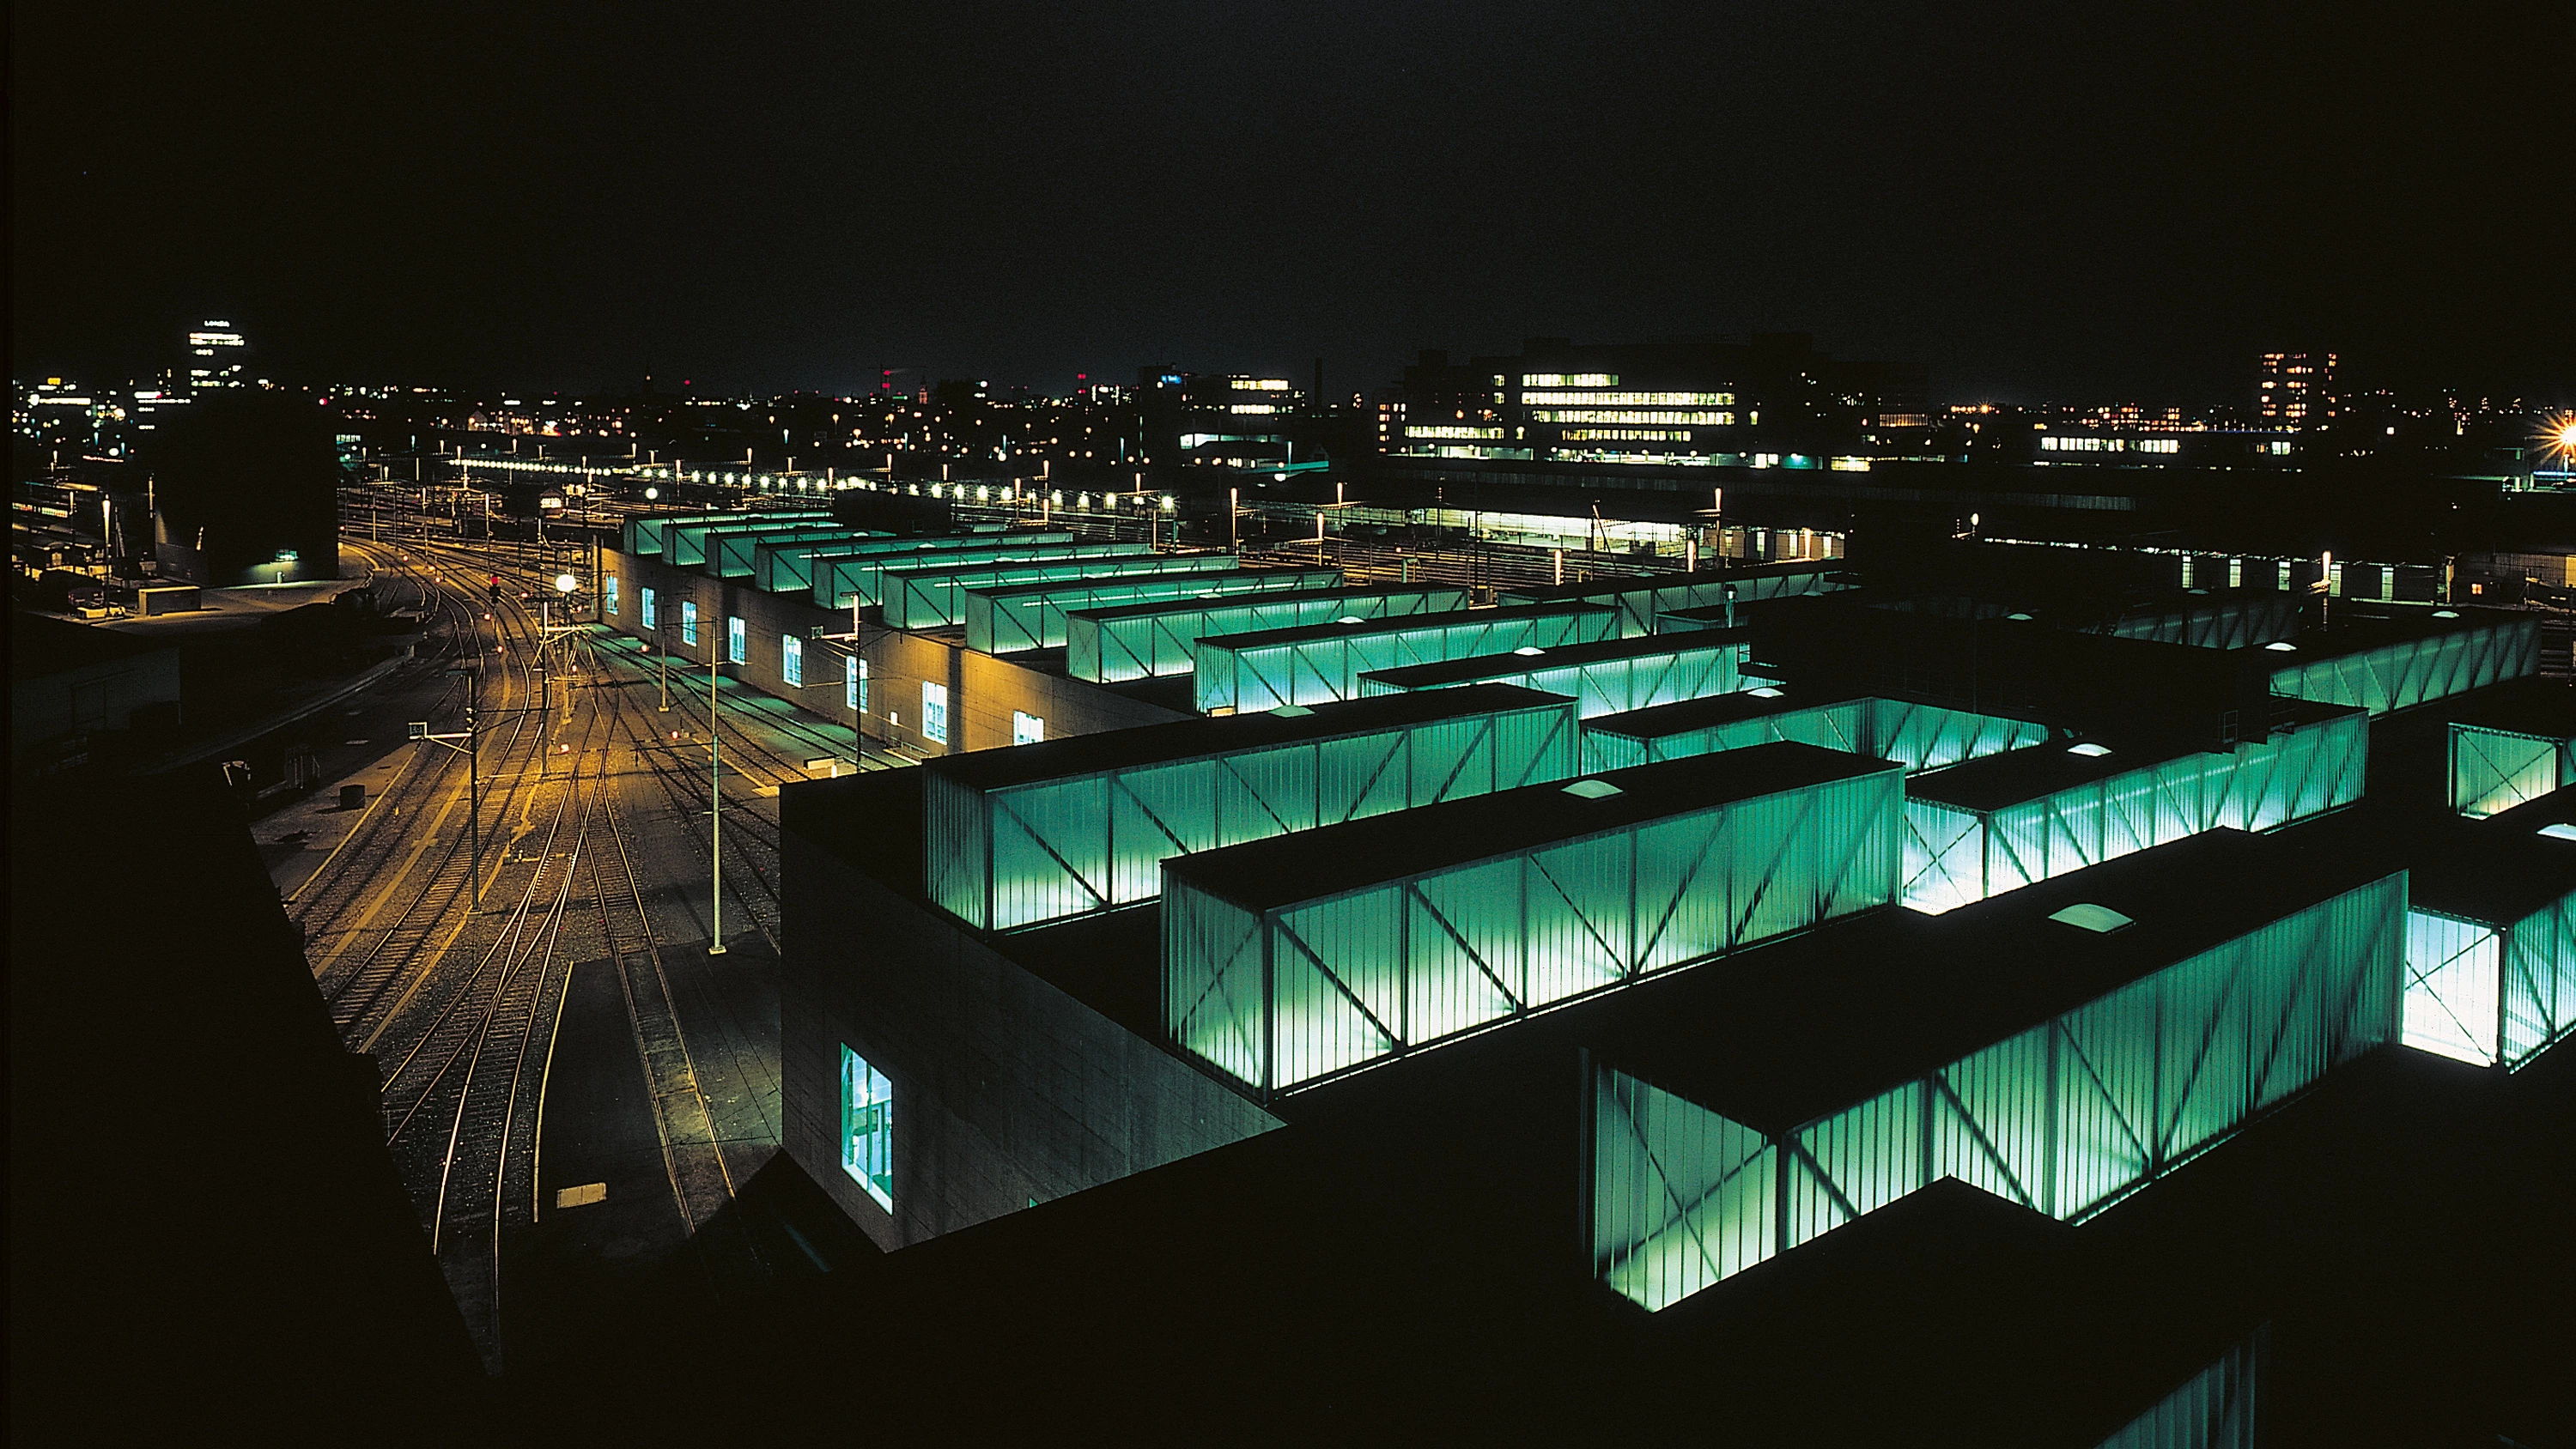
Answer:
(726, 615, 746, 664)
(847, 658, 868, 713)
(605, 574, 620, 616)
(839, 1046, 893, 1211)
(781, 633, 804, 686)
(679, 599, 698, 646)
(640, 585, 657, 630)
(922, 681, 950, 744)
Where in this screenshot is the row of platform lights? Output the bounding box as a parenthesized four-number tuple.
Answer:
(459, 456, 1176, 510)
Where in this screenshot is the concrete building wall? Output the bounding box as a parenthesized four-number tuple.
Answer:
(599, 547, 1188, 756)
(782, 777, 1280, 1251)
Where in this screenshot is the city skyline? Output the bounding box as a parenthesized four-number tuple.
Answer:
(12, 2, 2567, 405)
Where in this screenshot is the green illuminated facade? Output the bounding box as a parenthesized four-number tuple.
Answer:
(1164, 743, 1901, 1095)
(924, 686, 1579, 931)
(1065, 584, 1472, 684)
(964, 567, 1342, 656)
(812, 539, 1150, 610)
(881, 551, 1244, 629)
(2449, 719, 2574, 819)
(1582, 692, 2050, 776)
(1193, 602, 1625, 713)
(2264, 613, 2538, 717)
(1356, 630, 1753, 718)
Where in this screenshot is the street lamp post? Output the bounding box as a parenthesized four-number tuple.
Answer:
(708, 650, 727, 957)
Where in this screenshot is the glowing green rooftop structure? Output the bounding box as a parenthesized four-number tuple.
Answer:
(1356, 629, 1754, 719)
(1192, 601, 1625, 714)
(964, 567, 1343, 656)
(1163, 742, 1902, 1096)
(923, 685, 1578, 931)
(1064, 584, 1472, 684)
(1580, 689, 2051, 776)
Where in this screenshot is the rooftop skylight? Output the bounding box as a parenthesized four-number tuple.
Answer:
(2048, 903, 2135, 933)
(1562, 779, 1623, 799)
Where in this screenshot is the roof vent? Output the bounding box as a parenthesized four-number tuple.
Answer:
(1334, 615, 1366, 625)
(2049, 903, 2135, 933)
(2067, 742, 2113, 757)
(1748, 686, 1785, 698)
(2005, 611, 2035, 621)
(2264, 640, 2299, 652)
(1270, 705, 1314, 718)
(1512, 646, 1546, 657)
(1562, 779, 1624, 800)
(2539, 823, 2576, 843)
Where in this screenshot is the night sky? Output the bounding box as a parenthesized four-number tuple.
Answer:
(12, 1, 2567, 403)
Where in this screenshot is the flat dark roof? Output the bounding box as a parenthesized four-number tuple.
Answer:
(1164, 741, 1895, 912)
(1907, 698, 2360, 812)
(1594, 826, 2403, 1131)
(1358, 627, 1747, 689)
(2412, 807, 2576, 925)
(962, 565, 1333, 605)
(10, 612, 178, 678)
(1585, 684, 1869, 741)
(920, 682, 1574, 792)
(1194, 599, 1619, 655)
(2442, 676, 2576, 740)
(1064, 581, 1466, 627)
(2272, 603, 2532, 664)
(1504, 559, 1845, 603)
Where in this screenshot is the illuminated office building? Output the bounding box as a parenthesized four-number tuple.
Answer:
(185, 319, 249, 392)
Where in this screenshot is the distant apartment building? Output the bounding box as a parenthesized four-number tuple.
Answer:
(2257, 350, 2336, 428)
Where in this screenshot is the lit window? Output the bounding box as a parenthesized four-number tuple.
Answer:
(641, 585, 657, 629)
(1012, 710, 1047, 745)
(680, 599, 698, 646)
(839, 1046, 893, 1211)
(604, 575, 620, 615)
(846, 657, 869, 713)
(922, 681, 950, 744)
(727, 615, 746, 664)
(781, 633, 804, 686)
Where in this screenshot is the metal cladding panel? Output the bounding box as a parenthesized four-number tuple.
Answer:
(2267, 616, 2541, 716)
(1358, 637, 1750, 719)
(1179, 761, 1902, 1094)
(1900, 712, 2367, 912)
(964, 566, 1335, 655)
(1069, 585, 1472, 683)
(2449, 722, 2574, 819)
(961, 694, 1581, 931)
(714, 526, 853, 579)
(765, 531, 1077, 595)
(812, 540, 1149, 609)
(1195, 605, 1621, 712)
(2501, 893, 2576, 1068)
(2092, 1333, 2264, 1449)
(1595, 871, 2406, 1311)
(921, 770, 993, 929)
(887, 552, 1237, 629)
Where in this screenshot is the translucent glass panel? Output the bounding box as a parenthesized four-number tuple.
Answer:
(1171, 765, 1902, 1094)
(930, 695, 1581, 931)
(2502, 894, 2576, 1068)
(964, 567, 1340, 655)
(1195, 605, 1622, 713)
(1594, 872, 2403, 1310)
(812, 539, 1149, 609)
(781, 633, 804, 687)
(1583, 698, 2044, 779)
(640, 585, 657, 630)
(2403, 909, 2500, 1065)
(1068, 585, 1473, 683)
(839, 1045, 894, 1211)
(1358, 637, 1748, 719)
(2449, 723, 2573, 819)
(679, 599, 699, 646)
(884, 552, 1239, 629)
(2093, 1331, 2263, 1449)
(1502, 569, 1846, 634)
(762, 531, 1071, 594)
(668, 514, 831, 568)
(1902, 710, 2366, 912)
(604, 574, 619, 617)
(2266, 617, 2539, 716)
(712, 525, 853, 579)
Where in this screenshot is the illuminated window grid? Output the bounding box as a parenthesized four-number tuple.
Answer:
(1556, 428, 1693, 443)
(1899, 706, 2367, 915)
(2264, 614, 2540, 718)
(1528, 409, 1735, 426)
(1065, 584, 1473, 684)
(838, 1046, 893, 1211)
(1357, 631, 1752, 720)
(922, 684, 1580, 931)
(1192, 602, 1625, 714)
(1404, 425, 1504, 440)
(1592, 859, 2406, 1312)
(1163, 743, 1903, 1098)
(814, 540, 1153, 612)
(964, 567, 1340, 656)
(2447, 720, 2573, 819)
(1520, 373, 1619, 387)
(1520, 391, 1734, 407)
(759, 530, 1072, 595)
